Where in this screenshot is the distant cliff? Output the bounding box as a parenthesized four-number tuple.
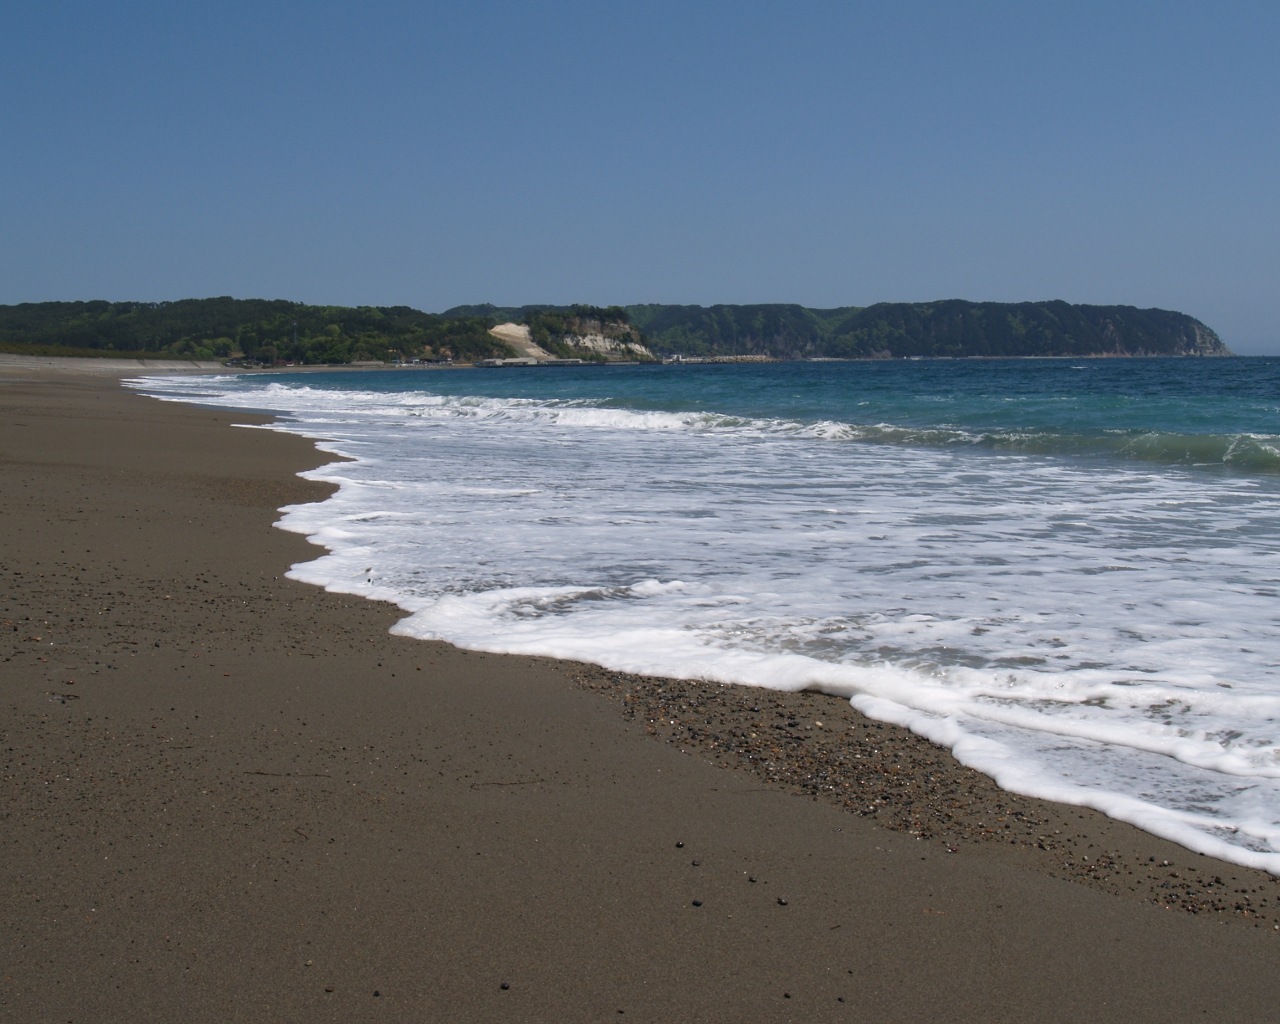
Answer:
(0, 297, 1230, 364)
(512, 306, 650, 361)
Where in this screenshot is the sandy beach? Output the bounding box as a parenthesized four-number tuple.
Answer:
(4, 365, 1280, 1022)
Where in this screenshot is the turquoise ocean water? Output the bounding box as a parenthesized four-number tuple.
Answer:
(135, 357, 1280, 871)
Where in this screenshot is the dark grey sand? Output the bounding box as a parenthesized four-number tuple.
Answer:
(4, 365, 1279, 1022)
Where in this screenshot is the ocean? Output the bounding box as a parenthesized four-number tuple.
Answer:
(133, 357, 1280, 872)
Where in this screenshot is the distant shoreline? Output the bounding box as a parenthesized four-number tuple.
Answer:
(0, 349, 1247, 381)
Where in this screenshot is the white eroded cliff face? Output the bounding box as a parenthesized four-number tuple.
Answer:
(489, 320, 653, 361)
(563, 331, 654, 359)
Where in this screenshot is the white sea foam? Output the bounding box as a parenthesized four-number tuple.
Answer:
(133, 372, 1280, 872)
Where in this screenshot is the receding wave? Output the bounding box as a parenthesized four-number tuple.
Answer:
(130, 377, 1280, 473)
(414, 392, 1280, 472)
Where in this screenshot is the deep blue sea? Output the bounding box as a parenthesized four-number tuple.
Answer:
(134, 358, 1280, 871)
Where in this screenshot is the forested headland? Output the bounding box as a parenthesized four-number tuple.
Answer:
(0, 297, 1231, 364)
(632, 300, 1230, 359)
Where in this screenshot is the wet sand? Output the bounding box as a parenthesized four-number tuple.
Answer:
(3, 365, 1279, 1022)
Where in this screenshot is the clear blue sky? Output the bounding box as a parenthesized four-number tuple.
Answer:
(3, 1, 1277, 352)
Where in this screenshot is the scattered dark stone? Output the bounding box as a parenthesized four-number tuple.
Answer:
(675, 841, 684, 848)
(573, 666, 1280, 926)
(500, 982, 510, 991)
(777, 897, 788, 906)
(373, 990, 381, 997)
(691, 899, 703, 907)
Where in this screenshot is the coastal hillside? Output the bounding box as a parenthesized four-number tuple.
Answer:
(0, 298, 512, 365)
(0, 297, 1230, 364)
(622, 300, 1231, 359)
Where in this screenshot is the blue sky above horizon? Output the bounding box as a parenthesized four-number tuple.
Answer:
(3, 1, 1277, 352)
